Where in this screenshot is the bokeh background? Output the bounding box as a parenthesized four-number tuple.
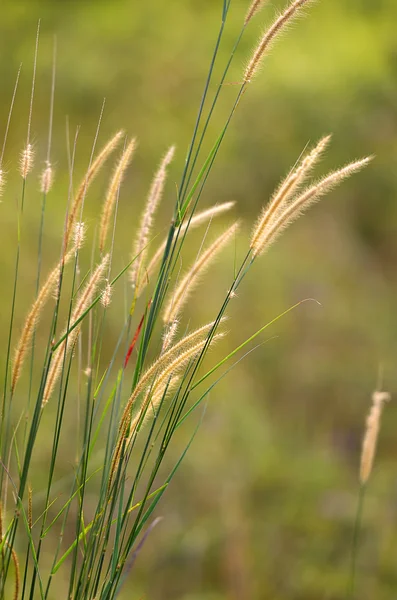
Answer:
(1, 0, 397, 598)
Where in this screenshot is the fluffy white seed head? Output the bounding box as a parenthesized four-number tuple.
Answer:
(20, 143, 35, 179)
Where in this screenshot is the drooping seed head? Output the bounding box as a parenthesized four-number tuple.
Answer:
(244, 0, 313, 83)
(163, 222, 239, 325)
(251, 156, 372, 257)
(245, 0, 267, 25)
(137, 201, 235, 297)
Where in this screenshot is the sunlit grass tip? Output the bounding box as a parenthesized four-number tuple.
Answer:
(245, 0, 268, 25)
(64, 130, 124, 250)
(11, 247, 77, 394)
(137, 200, 235, 297)
(20, 143, 35, 179)
(244, 0, 313, 83)
(40, 160, 54, 194)
(360, 390, 391, 485)
(42, 253, 109, 406)
(163, 221, 239, 325)
(99, 136, 137, 252)
(251, 156, 372, 257)
(130, 145, 175, 290)
(251, 134, 331, 251)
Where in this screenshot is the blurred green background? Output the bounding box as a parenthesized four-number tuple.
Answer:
(1, 0, 397, 598)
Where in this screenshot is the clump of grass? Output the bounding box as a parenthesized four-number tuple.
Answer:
(0, 2, 374, 599)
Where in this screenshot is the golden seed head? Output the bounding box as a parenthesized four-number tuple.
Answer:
(99, 137, 137, 252)
(244, 0, 312, 83)
(0, 169, 5, 197)
(73, 221, 86, 250)
(101, 282, 112, 308)
(20, 143, 34, 179)
(251, 155, 371, 257)
(245, 0, 267, 25)
(130, 145, 175, 289)
(40, 160, 54, 194)
(136, 201, 235, 298)
(360, 390, 391, 485)
(163, 221, 239, 325)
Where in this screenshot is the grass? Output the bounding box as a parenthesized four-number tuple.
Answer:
(0, 1, 383, 598)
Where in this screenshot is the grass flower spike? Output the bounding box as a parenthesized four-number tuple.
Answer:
(42, 254, 109, 405)
(20, 143, 35, 179)
(360, 390, 391, 485)
(245, 0, 267, 25)
(137, 201, 235, 296)
(244, 0, 312, 82)
(251, 135, 331, 252)
(11, 247, 76, 394)
(251, 156, 372, 256)
(99, 137, 137, 252)
(130, 145, 175, 290)
(40, 160, 54, 194)
(163, 222, 239, 325)
(64, 130, 124, 249)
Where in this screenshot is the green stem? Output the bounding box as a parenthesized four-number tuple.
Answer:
(348, 483, 366, 598)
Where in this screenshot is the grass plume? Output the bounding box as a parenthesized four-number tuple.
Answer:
(42, 254, 109, 405)
(244, 0, 313, 82)
(251, 156, 372, 256)
(64, 130, 124, 250)
(130, 145, 175, 290)
(11, 247, 76, 394)
(99, 137, 137, 252)
(360, 390, 391, 485)
(163, 222, 239, 325)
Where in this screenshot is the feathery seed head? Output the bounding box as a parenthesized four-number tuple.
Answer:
(0, 169, 5, 197)
(245, 0, 267, 25)
(137, 201, 235, 297)
(101, 282, 112, 308)
(42, 254, 109, 406)
(73, 221, 86, 251)
(99, 137, 137, 252)
(11, 247, 76, 394)
(40, 160, 54, 194)
(163, 221, 239, 325)
(360, 390, 390, 485)
(244, 0, 313, 83)
(64, 130, 124, 250)
(130, 145, 175, 289)
(251, 155, 371, 257)
(20, 143, 35, 179)
(162, 320, 179, 353)
(251, 135, 331, 252)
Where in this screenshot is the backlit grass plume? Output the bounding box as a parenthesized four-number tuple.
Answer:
(130, 145, 175, 291)
(11, 247, 76, 394)
(360, 390, 391, 485)
(251, 135, 330, 252)
(251, 154, 371, 257)
(163, 222, 239, 326)
(99, 137, 137, 253)
(244, 0, 313, 82)
(245, 0, 267, 25)
(64, 131, 124, 250)
(137, 201, 235, 297)
(42, 254, 109, 405)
